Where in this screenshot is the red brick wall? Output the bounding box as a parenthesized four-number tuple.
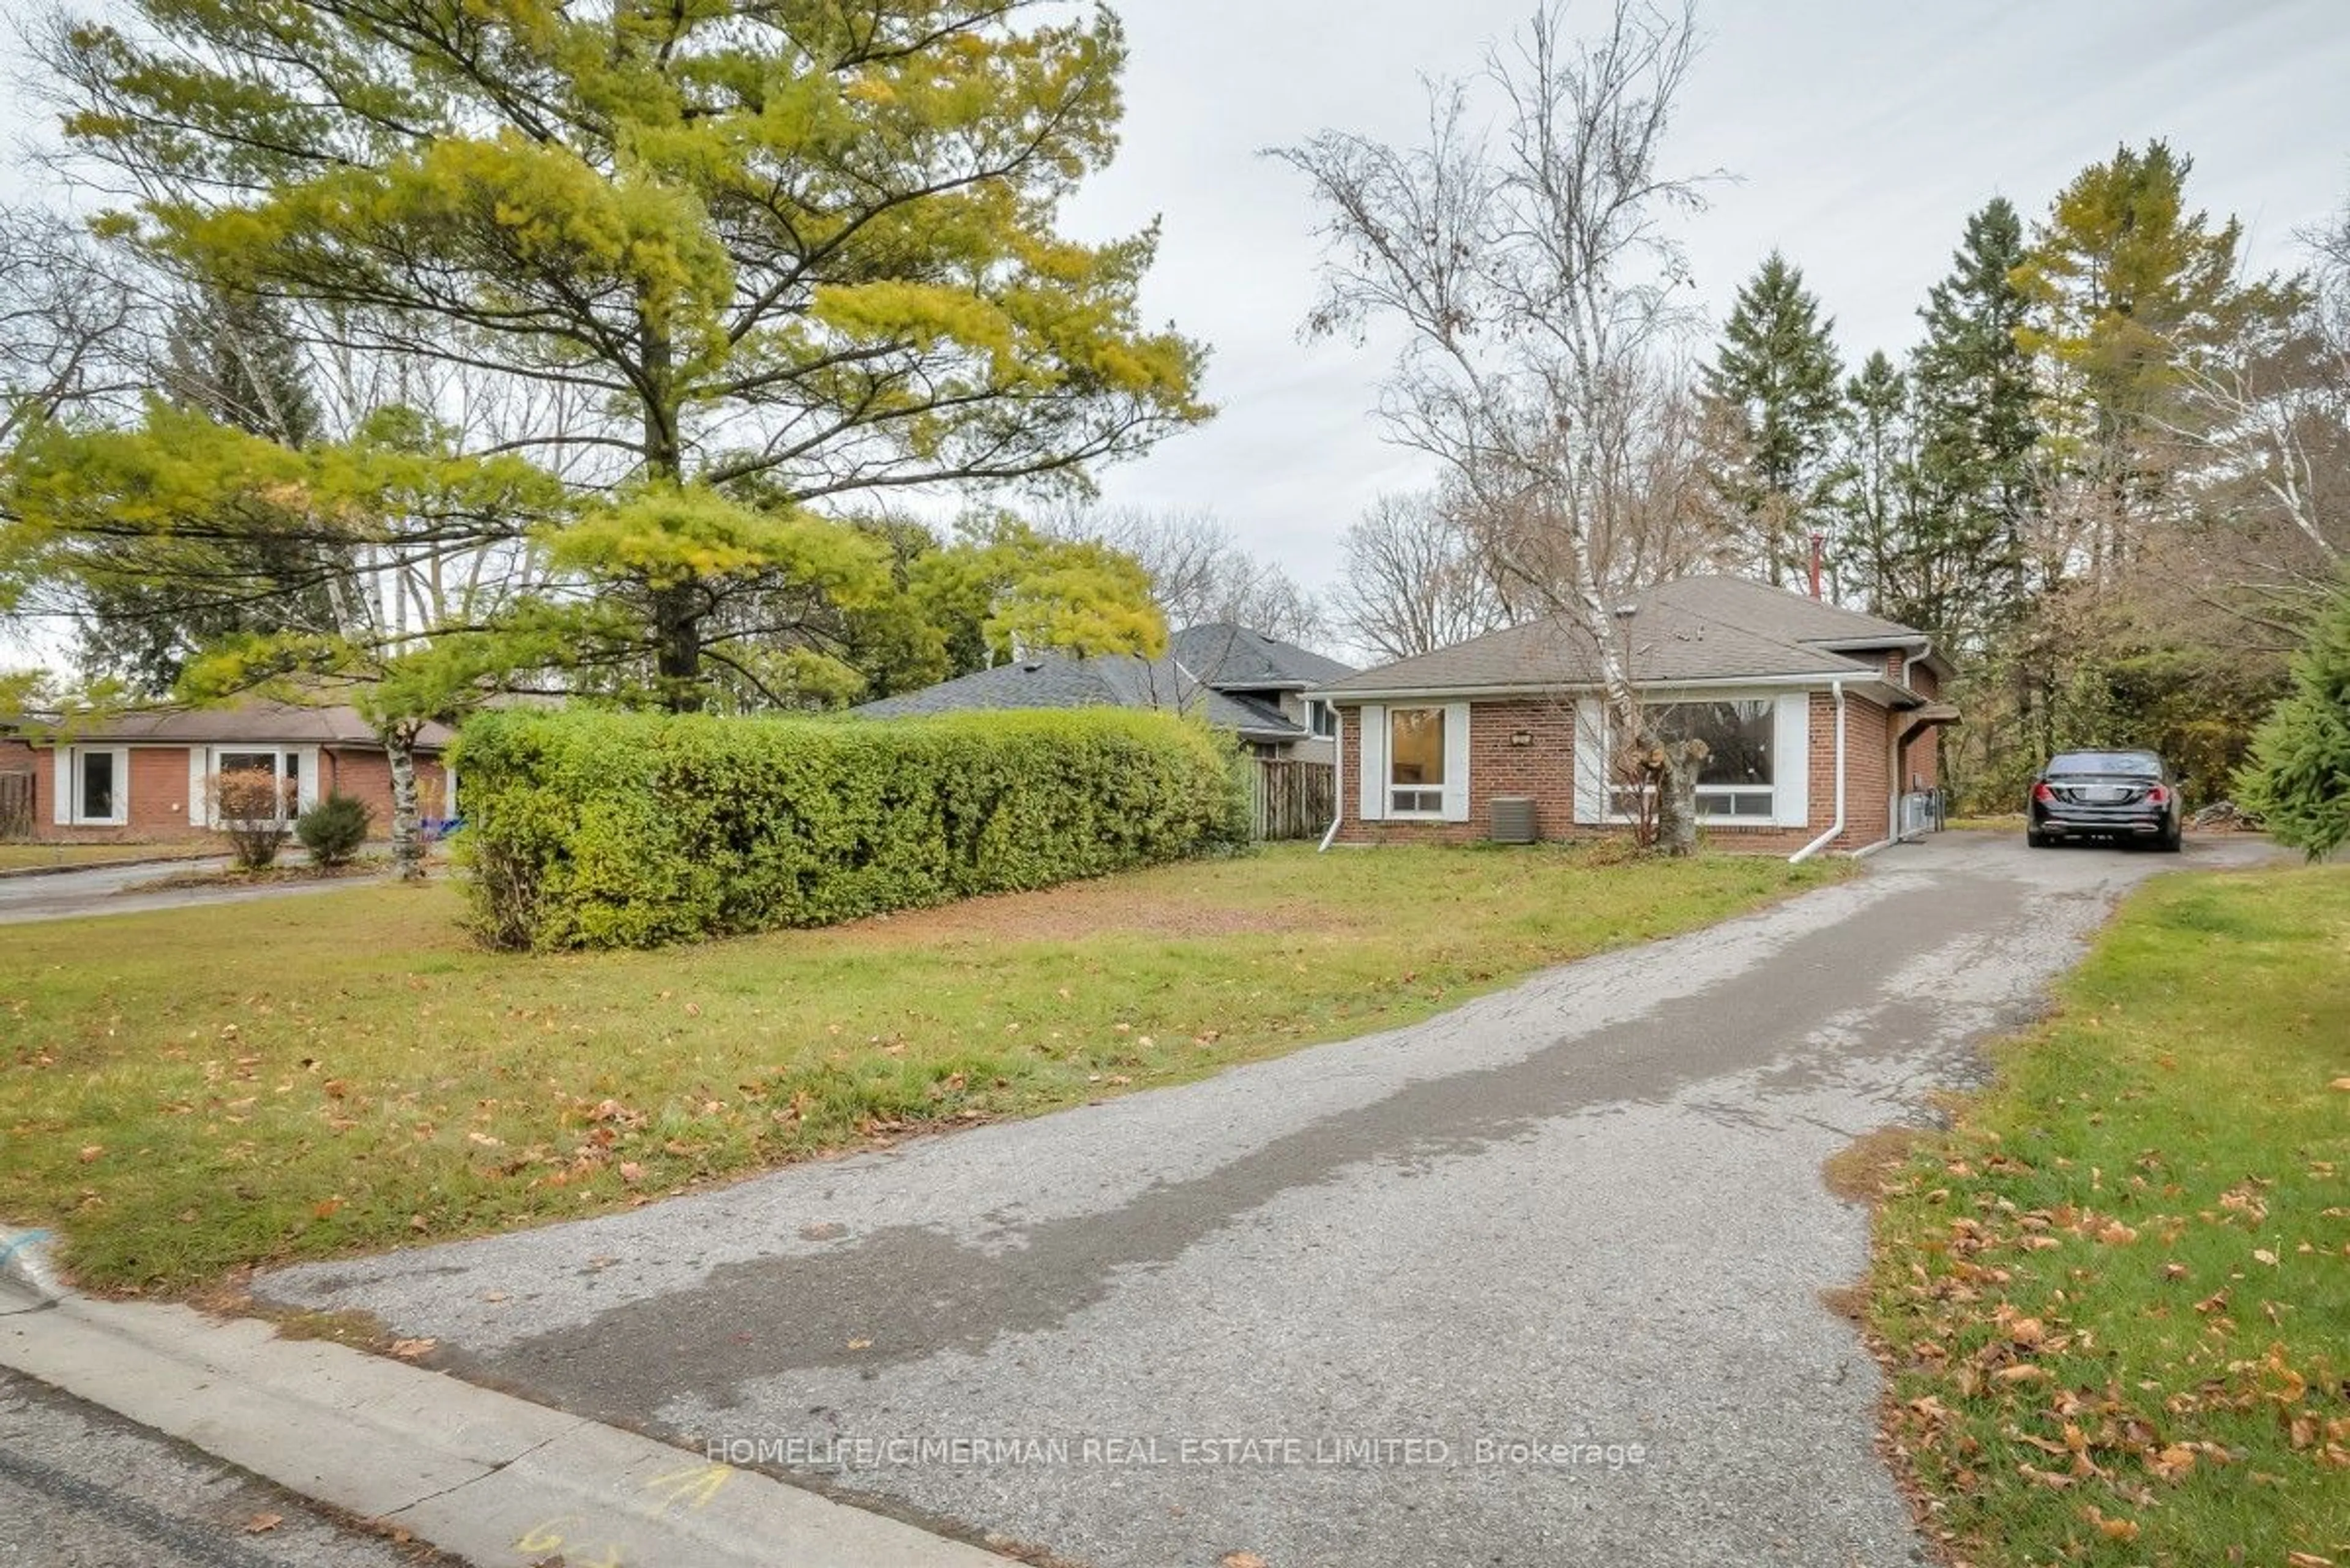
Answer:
(0, 739, 447, 843)
(1334, 689, 1898, 856)
(319, 749, 451, 832)
(1335, 698, 1575, 846)
(0, 742, 206, 843)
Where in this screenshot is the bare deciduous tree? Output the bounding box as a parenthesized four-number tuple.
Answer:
(1038, 502, 1327, 646)
(1332, 490, 1517, 660)
(1274, 0, 1719, 851)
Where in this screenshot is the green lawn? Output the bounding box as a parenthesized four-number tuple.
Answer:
(1868, 865, 2350, 1567)
(0, 842, 215, 872)
(1, 843, 1847, 1295)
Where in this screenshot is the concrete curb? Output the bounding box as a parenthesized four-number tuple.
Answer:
(0, 1239, 1005, 1567)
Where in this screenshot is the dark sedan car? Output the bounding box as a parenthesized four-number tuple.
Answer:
(2027, 749, 2182, 851)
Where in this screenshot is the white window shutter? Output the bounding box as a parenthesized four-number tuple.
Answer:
(51, 748, 71, 826)
(188, 748, 211, 828)
(1774, 693, 1811, 828)
(108, 750, 129, 825)
(1441, 702, 1471, 822)
(1572, 699, 1605, 824)
(1356, 705, 1387, 821)
(294, 745, 321, 812)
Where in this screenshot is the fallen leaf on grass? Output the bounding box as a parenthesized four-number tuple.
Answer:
(243, 1513, 283, 1533)
(1993, 1364, 2050, 1385)
(619, 1162, 644, 1185)
(2286, 1554, 2335, 1567)
(389, 1338, 436, 1360)
(2081, 1506, 2139, 1543)
(77, 1145, 103, 1163)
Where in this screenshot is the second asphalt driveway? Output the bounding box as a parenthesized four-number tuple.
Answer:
(259, 834, 2267, 1568)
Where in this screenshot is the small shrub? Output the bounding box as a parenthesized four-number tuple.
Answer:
(452, 707, 1251, 950)
(294, 793, 373, 867)
(207, 770, 295, 870)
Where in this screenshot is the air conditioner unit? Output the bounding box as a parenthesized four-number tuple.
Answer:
(1490, 796, 1538, 844)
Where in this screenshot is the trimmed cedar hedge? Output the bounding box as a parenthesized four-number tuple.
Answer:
(452, 706, 1251, 950)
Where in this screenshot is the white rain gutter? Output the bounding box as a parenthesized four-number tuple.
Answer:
(1789, 679, 1846, 864)
(1317, 704, 1345, 851)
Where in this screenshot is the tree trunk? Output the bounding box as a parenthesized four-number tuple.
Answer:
(639, 310, 704, 712)
(1651, 736, 1706, 859)
(386, 723, 425, 883)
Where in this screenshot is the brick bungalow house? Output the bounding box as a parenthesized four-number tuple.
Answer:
(0, 701, 453, 843)
(1309, 575, 1957, 857)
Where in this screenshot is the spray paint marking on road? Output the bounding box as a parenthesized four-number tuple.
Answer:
(510, 1459, 734, 1563)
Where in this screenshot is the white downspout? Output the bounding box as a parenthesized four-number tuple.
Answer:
(1317, 704, 1345, 852)
(1789, 680, 1846, 864)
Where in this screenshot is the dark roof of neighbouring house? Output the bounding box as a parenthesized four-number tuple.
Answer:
(851, 653, 1306, 741)
(1168, 623, 1358, 692)
(7, 701, 454, 749)
(1314, 575, 1942, 699)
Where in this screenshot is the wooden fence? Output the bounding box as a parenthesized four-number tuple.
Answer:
(1251, 758, 1335, 842)
(0, 771, 31, 841)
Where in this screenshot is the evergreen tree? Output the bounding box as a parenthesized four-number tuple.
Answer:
(2237, 577, 2350, 861)
(1832, 351, 1915, 618)
(69, 295, 345, 691)
(1908, 197, 2039, 644)
(44, 0, 1209, 711)
(1703, 252, 1845, 587)
(2014, 143, 2299, 577)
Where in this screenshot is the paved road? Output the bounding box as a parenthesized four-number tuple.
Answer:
(257, 834, 2274, 1568)
(0, 1367, 450, 1568)
(0, 856, 383, 925)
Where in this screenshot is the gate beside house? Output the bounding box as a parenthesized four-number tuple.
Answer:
(1252, 759, 1335, 842)
(0, 771, 32, 840)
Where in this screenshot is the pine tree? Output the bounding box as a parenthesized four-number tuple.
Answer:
(1908, 197, 2039, 644)
(2013, 143, 2299, 578)
(2237, 578, 2350, 861)
(1832, 351, 1915, 618)
(1703, 252, 1845, 587)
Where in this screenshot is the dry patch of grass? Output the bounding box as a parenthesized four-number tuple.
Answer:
(0, 842, 1848, 1296)
(1867, 865, 2350, 1567)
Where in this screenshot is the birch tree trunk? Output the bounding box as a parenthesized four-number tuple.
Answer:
(384, 722, 425, 883)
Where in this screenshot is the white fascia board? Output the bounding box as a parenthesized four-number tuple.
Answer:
(1317, 671, 1863, 703)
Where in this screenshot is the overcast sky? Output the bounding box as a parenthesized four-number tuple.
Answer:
(1061, 0, 2350, 597)
(4, 0, 2348, 657)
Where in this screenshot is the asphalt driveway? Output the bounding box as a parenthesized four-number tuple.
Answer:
(257, 832, 2275, 1568)
(0, 857, 382, 925)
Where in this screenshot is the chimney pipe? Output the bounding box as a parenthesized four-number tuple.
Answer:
(1808, 532, 1824, 601)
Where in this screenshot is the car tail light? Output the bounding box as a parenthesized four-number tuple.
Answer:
(2031, 782, 2054, 804)
(2147, 785, 2169, 805)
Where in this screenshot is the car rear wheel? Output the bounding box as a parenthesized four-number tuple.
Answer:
(2027, 828, 2054, 848)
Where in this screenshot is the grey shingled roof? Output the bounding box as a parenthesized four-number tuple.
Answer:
(852, 653, 1305, 741)
(1169, 623, 1357, 691)
(1316, 575, 1932, 697)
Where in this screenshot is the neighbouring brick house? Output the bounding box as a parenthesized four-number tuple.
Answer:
(1310, 576, 1957, 856)
(0, 701, 453, 843)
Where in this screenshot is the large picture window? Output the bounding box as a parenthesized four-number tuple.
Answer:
(1610, 700, 1775, 821)
(207, 747, 304, 824)
(1389, 706, 1447, 815)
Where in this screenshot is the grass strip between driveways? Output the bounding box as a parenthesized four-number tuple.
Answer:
(1867, 863, 2350, 1567)
(2, 842, 1847, 1296)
